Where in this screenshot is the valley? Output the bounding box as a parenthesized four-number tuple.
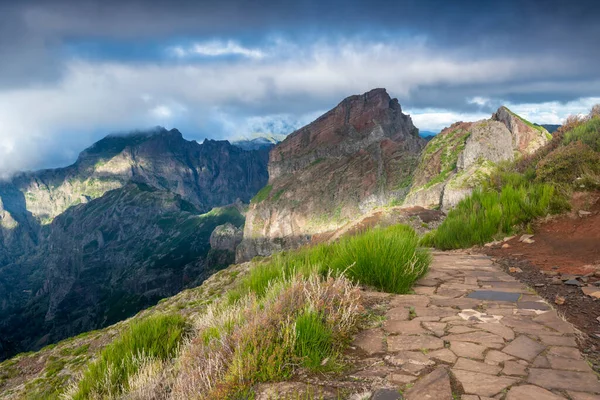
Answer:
(0, 89, 599, 400)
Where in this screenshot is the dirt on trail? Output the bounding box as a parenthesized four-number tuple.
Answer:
(486, 191, 600, 274)
(481, 191, 600, 371)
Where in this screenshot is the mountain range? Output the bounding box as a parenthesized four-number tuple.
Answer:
(0, 89, 552, 362)
(0, 130, 270, 359)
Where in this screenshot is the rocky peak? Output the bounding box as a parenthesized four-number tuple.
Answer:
(238, 88, 425, 261)
(268, 88, 420, 181)
(492, 106, 549, 154)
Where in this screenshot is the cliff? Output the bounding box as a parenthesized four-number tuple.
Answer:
(237, 88, 425, 261)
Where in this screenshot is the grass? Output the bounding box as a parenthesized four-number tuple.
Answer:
(172, 274, 362, 399)
(71, 314, 187, 399)
(294, 310, 336, 370)
(228, 224, 430, 302)
(426, 179, 567, 250)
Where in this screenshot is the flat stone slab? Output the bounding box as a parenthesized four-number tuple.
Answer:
(449, 341, 487, 359)
(405, 366, 452, 400)
(428, 348, 457, 364)
(387, 335, 444, 352)
(528, 369, 600, 393)
(441, 331, 505, 344)
(383, 319, 425, 335)
(502, 360, 528, 376)
(476, 323, 515, 341)
(548, 356, 594, 372)
(505, 385, 567, 400)
(502, 335, 546, 361)
(372, 388, 403, 400)
(352, 328, 385, 355)
(568, 391, 600, 400)
(452, 369, 518, 397)
(455, 358, 501, 375)
(467, 290, 521, 302)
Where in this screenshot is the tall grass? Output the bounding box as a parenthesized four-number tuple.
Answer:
(71, 314, 187, 399)
(172, 274, 362, 399)
(228, 225, 430, 301)
(429, 182, 567, 250)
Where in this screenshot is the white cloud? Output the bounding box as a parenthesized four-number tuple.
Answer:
(169, 40, 265, 59)
(0, 38, 598, 175)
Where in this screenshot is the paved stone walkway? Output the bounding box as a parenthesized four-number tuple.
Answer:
(351, 252, 600, 400)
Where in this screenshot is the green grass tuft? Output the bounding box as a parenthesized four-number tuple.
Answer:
(294, 310, 336, 371)
(72, 314, 187, 399)
(230, 225, 430, 301)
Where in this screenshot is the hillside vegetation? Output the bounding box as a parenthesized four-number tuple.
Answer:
(423, 107, 600, 249)
(1, 224, 430, 399)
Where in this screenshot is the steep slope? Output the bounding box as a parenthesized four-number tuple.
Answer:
(0, 129, 270, 360)
(404, 106, 550, 209)
(237, 88, 425, 261)
(0, 184, 246, 360)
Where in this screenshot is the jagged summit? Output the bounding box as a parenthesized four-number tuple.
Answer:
(269, 88, 420, 181)
(238, 88, 425, 261)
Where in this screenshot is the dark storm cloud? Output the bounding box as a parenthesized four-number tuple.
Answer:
(0, 0, 599, 174)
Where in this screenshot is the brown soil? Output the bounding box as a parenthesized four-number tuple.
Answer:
(480, 191, 600, 372)
(486, 192, 600, 274)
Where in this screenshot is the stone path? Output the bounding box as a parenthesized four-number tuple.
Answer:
(350, 252, 600, 400)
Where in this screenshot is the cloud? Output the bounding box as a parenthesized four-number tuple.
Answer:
(170, 40, 265, 59)
(0, 36, 598, 175)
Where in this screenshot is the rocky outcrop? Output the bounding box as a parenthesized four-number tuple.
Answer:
(405, 107, 549, 210)
(0, 129, 268, 360)
(238, 88, 425, 261)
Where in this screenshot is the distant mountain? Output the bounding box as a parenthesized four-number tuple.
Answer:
(0, 128, 269, 360)
(237, 88, 425, 261)
(231, 133, 287, 150)
(536, 123, 561, 133)
(419, 131, 438, 141)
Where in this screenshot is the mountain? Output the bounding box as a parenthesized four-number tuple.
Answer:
(0, 129, 269, 360)
(404, 106, 551, 210)
(536, 123, 561, 133)
(237, 88, 425, 261)
(232, 133, 287, 150)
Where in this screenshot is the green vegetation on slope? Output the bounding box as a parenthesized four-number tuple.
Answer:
(251, 184, 273, 203)
(229, 224, 430, 301)
(563, 116, 600, 152)
(423, 107, 600, 250)
(51, 223, 429, 400)
(415, 128, 471, 190)
(72, 314, 187, 399)
(172, 274, 361, 399)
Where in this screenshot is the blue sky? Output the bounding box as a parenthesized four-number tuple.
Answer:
(0, 0, 599, 175)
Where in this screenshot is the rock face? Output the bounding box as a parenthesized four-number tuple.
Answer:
(237, 88, 425, 261)
(405, 107, 550, 210)
(0, 129, 268, 360)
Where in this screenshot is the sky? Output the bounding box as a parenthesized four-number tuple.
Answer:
(0, 0, 599, 175)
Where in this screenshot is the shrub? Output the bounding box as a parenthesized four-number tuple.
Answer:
(172, 274, 362, 399)
(430, 182, 568, 250)
(536, 141, 600, 186)
(71, 314, 187, 399)
(563, 116, 600, 152)
(229, 225, 430, 299)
